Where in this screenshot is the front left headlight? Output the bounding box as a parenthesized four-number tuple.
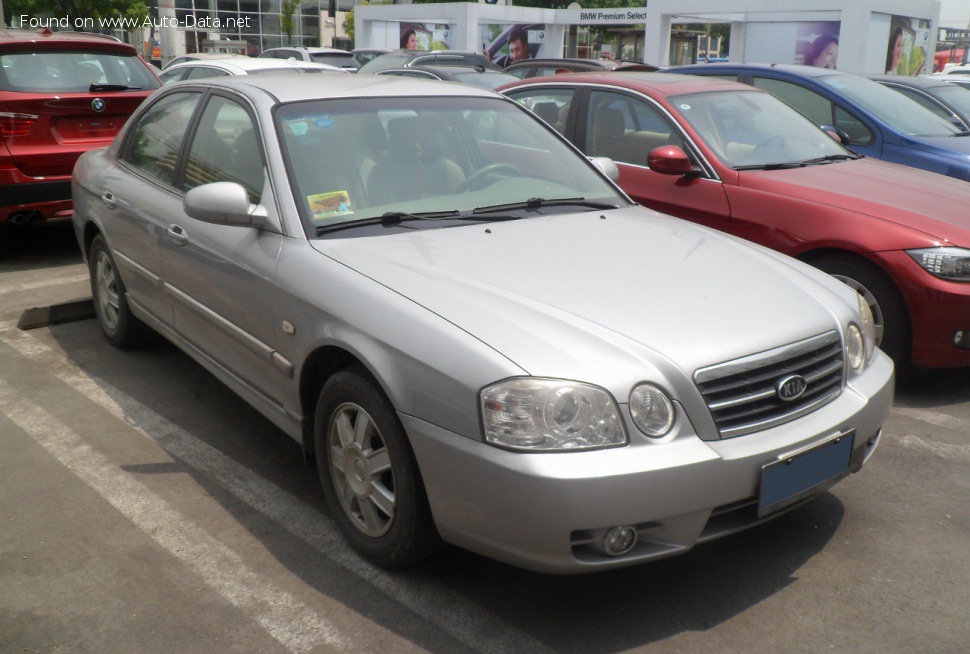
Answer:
(480, 378, 627, 451)
(906, 247, 970, 282)
(847, 292, 877, 371)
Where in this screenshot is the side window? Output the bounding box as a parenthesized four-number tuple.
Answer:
(159, 68, 186, 85)
(586, 90, 682, 167)
(183, 95, 265, 203)
(184, 66, 230, 80)
(753, 77, 833, 125)
(122, 92, 202, 186)
(833, 106, 874, 145)
(506, 88, 575, 135)
(892, 86, 951, 120)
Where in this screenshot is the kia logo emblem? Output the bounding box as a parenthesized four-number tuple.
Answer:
(776, 374, 808, 402)
(92, 98, 105, 112)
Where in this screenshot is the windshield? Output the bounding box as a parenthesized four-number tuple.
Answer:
(357, 54, 416, 73)
(276, 95, 626, 235)
(935, 85, 970, 121)
(818, 74, 961, 137)
(671, 90, 850, 168)
(452, 71, 519, 90)
(0, 51, 160, 92)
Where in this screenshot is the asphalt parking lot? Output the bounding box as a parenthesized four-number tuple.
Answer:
(2, 221, 969, 654)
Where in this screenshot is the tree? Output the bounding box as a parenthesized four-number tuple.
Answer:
(280, 0, 298, 47)
(6, 0, 149, 26)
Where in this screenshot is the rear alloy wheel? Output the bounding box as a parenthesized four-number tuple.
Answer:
(88, 234, 150, 348)
(314, 367, 439, 567)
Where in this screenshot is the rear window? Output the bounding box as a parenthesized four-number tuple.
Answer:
(309, 52, 358, 69)
(0, 51, 160, 93)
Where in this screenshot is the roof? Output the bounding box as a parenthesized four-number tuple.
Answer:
(171, 69, 503, 103)
(867, 74, 960, 89)
(0, 27, 134, 53)
(667, 62, 847, 79)
(166, 57, 346, 74)
(499, 70, 756, 97)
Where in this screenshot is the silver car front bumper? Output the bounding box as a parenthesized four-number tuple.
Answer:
(404, 352, 894, 574)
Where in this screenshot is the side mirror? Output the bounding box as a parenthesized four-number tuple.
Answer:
(648, 145, 696, 176)
(184, 182, 273, 230)
(820, 124, 849, 144)
(590, 156, 620, 182)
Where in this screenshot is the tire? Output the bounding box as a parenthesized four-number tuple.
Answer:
(313, 367, 440, 567)
(88, 234, 151, 348)
(812, 254, 911, 377)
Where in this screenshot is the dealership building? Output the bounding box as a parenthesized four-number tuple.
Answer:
(355, 0, 945, 74)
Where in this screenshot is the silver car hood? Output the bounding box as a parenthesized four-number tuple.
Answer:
(314, 208, 852, 387)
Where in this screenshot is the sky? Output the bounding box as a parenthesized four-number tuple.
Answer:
(940, 0, 970, 27)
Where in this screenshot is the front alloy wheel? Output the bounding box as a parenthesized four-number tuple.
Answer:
(327, 401, 396, 538)
(314, 367, 439, 567)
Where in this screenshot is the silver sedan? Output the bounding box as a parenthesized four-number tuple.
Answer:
(72, 74, 894, 573)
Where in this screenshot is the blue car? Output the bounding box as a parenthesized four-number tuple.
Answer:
(663, 63, 970, 182)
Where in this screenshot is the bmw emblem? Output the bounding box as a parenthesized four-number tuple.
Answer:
(776, 374, 808, 402)
(92, 98, 106, 113)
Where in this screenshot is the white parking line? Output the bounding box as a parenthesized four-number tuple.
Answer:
(0, 324, 554, 654)
(0, 378, 347, 654)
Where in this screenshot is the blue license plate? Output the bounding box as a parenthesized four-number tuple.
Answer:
(759, 432, 854, 517)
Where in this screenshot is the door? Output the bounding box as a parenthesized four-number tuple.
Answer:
(578, 89, 731, 231)
(110, 90, 205, 328)
(159, 93, 288, 405)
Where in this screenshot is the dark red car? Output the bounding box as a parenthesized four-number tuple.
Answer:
(501, 72, 970, 375)
(0, 28, 159, 226)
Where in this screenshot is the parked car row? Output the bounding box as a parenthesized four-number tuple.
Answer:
(500, 70, 970, 377)
(11, 25, 970, 575)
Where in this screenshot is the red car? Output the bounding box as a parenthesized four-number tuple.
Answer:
(0, 28, 159, 226)
(501, 72, 970, 375)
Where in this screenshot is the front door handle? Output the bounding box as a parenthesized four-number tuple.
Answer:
(100, 192, 116, 209)
(166, 224, 188, 247)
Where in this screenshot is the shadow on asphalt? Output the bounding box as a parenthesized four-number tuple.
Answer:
(45, 317, 852, 653)
(0, 220, 82, 270)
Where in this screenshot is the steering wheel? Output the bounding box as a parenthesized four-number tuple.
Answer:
(457, 163, 522, 192)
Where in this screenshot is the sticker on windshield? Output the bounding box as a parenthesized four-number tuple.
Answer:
(308, 190, 353, 220)
(680, 104, 691, 111)
(284, 119, 310, 136)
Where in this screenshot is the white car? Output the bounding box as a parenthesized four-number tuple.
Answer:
(162, 52, 250, 70)
(258, 46, 359, 71)
(159, 57, 348, 85)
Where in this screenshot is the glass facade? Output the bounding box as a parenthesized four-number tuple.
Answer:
(168, 1, 324, 55)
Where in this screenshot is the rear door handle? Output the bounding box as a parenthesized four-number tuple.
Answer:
(100, 192, 116, 209)
(166, 224, 188, 247)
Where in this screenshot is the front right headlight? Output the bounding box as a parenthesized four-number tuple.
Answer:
(480, 378, 627, 451)
(906, 247, 970, 282)
(847, 292, 876, 371)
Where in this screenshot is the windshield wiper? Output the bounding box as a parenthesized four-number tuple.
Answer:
(799, 153, 859, 164)
(89, 84, 143, 92)
(733, 162, 807, 171)
(315, 210, 459, 235)
(470, 197, 619, 215)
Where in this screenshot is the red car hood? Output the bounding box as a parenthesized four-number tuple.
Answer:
(738, 157, 970, 244)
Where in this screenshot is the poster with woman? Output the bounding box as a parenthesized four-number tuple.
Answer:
(885, 16, 930, 76)
(795, 22, 841, 69)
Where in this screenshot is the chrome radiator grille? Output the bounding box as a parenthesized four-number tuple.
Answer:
(694, 331, 844, 438)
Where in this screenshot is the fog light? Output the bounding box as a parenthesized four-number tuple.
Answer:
(955, 331, 970, 350)
(603, 526, 637, 556)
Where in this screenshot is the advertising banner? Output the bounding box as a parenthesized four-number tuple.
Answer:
(885, 15, 930, 75)
(480, 23, 547, 67)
